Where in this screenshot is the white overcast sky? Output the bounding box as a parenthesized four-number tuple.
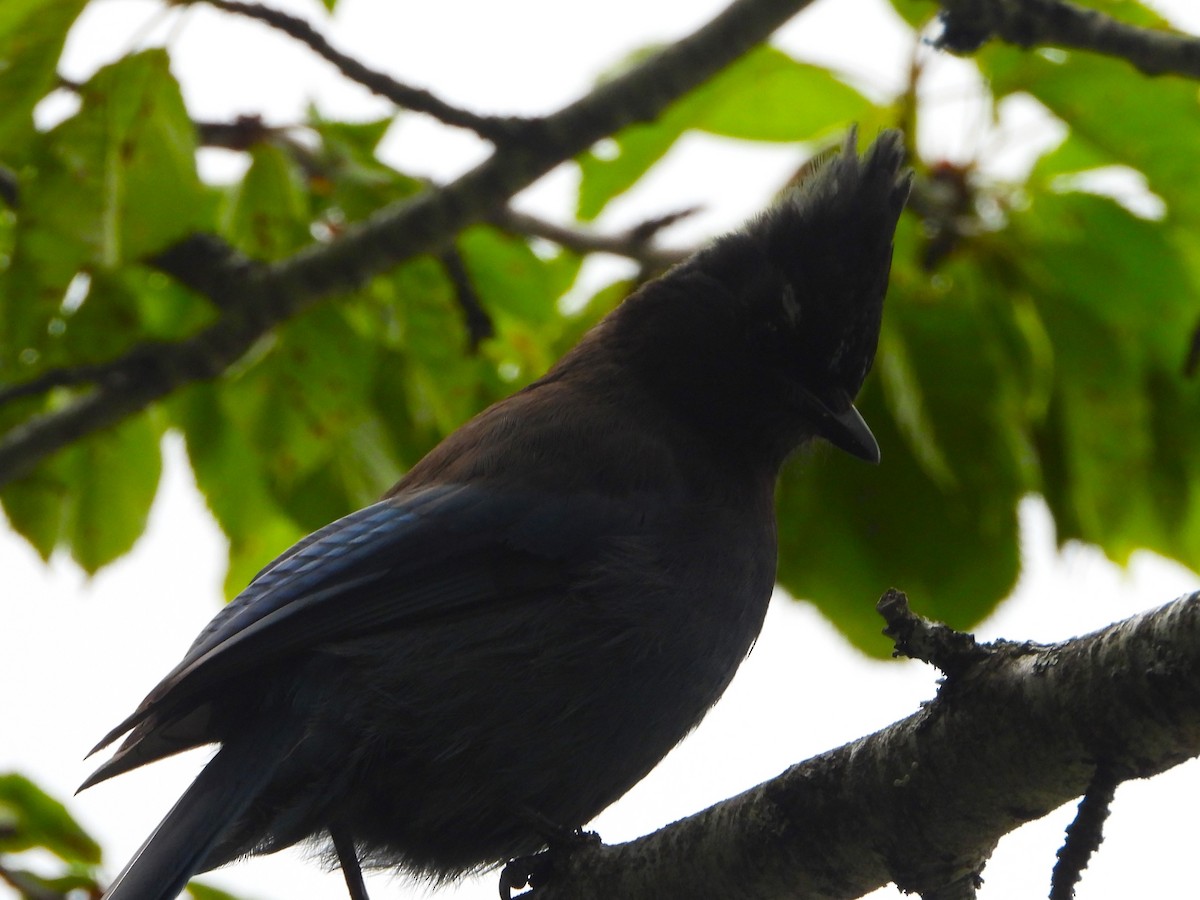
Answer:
(3, 1, 1200, 899)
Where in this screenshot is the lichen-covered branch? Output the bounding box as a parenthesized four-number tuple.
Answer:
(535, 589, 1200, 899)
(936, 0, 1200, 79)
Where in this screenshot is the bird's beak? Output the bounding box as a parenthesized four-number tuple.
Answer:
(800, 388, 881, 464)
(820, 403, 880, 464)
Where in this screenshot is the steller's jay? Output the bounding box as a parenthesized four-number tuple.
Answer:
(83, 129, 910, 900)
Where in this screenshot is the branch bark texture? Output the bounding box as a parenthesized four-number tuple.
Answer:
(534, 589, 1200, 899)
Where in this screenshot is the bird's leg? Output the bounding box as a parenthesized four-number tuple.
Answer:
(331, 828, 370, 900)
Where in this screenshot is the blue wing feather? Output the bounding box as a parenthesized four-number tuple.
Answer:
(84, 481, 637, 784)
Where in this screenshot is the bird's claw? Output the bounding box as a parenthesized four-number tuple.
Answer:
(499, 850, 553, 899)
(498, 828, 601, 898)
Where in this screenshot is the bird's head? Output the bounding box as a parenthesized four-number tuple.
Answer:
(604, 128, 911, 467)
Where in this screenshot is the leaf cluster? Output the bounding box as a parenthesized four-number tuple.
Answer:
(0, 0, 1196, 633)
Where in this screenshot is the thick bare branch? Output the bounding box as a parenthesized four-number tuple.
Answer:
(0, 0, 816, 488)
(535, 590, 1200, 899)
(936, 0, 1200, 79)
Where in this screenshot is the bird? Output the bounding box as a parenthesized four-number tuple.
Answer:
(82, 128, 911, 900)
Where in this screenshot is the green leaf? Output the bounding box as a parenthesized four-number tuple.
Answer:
(384, 256, 493, 435)
(1010, 191, 1199, 562)
(980, 46, 1200, 222)
(233, 306, 382, 530)
(221, 143, 311, 258)
(36, 268, 209, 376)
(0, 773, 101, 864)
(308, 112, 394, 163)
(282, 415, 402, 528)
(0, 470, 64, 560)
(170, 383, 306, 597)
(62, 411, 164, 572)
(5, 48, 213, 359)
(307, 111, 421, 222)
(457, 226, 573, 325)
(577, 45, 875, 219)
(1144, 370, 1200, 564)
(2, 866, 101, 898)
(777, 238, 1040, 652)
(188, 882, 253, 900)
(1014, 192, 1192, 362)
(777, 378, 1022, 655)
(1, 404, 164, 571)
(0, 0, 90, 156)
(32, 49, 209, 262)
(1029, 130, 1115, 183)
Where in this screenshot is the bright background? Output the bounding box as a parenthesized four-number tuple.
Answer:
(4, 1, 1199, 897)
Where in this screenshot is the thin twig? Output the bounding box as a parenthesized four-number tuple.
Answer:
(178, 0, 528, 142)
(195, 114, 283, 151)
(0, 165, 18, 208)
(438, 246, 495, 352)
(877, 588, 991, 678)
(1184, 318, 1200, 377)
(493, 208, 693, 273)
(0, 858, 78, 900)
(1050, 765, 1119, 899)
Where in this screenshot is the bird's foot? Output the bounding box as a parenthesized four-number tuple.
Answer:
(498, 827, 600, 898)
(498, 851, 551, 899)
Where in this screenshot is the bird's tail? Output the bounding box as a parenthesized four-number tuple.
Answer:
(101, 726, 293, 900)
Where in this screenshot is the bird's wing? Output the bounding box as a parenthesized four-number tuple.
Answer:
(84, 481, 635, 786)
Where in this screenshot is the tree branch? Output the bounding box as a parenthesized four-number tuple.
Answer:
(0, 164, 18, 208)
(492, 208, 694, 273)
(194, 113, 288, 151)
(0, 361, 114, 405)
(1050, 765, 1118, 900)
(533, 589, 1200, 899)
(935, 0, 1200, 79)
(437, 245, 495, 352)
(877, 586, 989, 676)
(0, 0, 815, 488)
(178, 0, 527, 142)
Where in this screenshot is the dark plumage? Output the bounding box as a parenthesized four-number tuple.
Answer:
(84, 129, 911, 900)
